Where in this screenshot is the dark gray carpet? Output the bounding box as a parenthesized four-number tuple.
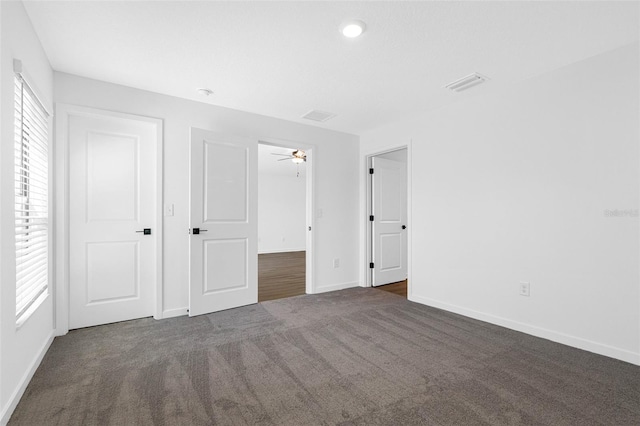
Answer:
(10, 288, 640, 425)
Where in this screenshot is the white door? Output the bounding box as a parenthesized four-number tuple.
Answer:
(189, 128, 258, 316)
(69, 111, 159, 329)
(372, 157, 407, 286)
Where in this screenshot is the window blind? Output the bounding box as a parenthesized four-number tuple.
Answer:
(14, 74, 50, 322)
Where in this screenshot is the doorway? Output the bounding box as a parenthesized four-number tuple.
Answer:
(258, 142, 312, 301)
(367, 148, 408, 297)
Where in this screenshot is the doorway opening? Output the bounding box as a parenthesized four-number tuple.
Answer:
(366, 148, 409, 298)
(258, 142, 313, 301)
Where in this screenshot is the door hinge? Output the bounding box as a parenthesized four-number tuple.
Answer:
(369, 262, 374, 269)
(369, 215, 374, 221)
(369, 168, 374, 174)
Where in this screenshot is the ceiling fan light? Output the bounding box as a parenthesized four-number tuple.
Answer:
(292, 157, 304, 164)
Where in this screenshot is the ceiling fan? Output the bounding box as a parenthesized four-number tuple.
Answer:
(271, 149, 306, 164)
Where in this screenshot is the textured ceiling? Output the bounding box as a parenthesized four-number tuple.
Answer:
(23, 1, 640, 135)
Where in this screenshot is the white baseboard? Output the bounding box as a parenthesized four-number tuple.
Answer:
(409, 294, 640, 366)
(1, 331, 55, 426)
(313, 281, 359, 294)
(258, 248, 306, 254)
(160, 307, 188, 319)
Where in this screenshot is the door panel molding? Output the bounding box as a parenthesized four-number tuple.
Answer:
(203, 141, 249, 223)
(85, 240, 139, 304)
(202, 238, 248, 294)
(55, 104, 163, 335)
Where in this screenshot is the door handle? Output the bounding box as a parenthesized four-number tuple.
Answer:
(191, 228, 208, 235)
(402, 225, 407, 230)
(136, 228, 152, 235)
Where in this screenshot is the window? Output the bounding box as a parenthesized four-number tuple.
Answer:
(14, 74, 50, 324)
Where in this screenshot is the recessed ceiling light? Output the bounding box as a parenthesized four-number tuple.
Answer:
(197, 88, 213, 96)
(340, 20, 366, 38)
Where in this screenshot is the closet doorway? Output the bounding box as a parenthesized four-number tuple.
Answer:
(367, 148, 408, 298)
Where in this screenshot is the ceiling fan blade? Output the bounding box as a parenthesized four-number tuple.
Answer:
(277, 158, 291, 161)
(270, 153, 292, 157)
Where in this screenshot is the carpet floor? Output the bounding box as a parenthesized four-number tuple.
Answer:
(10, 288, 640, 425)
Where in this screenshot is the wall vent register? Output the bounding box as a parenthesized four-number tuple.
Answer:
(302, 110, 336, 122)
(445, 72, 488, 92)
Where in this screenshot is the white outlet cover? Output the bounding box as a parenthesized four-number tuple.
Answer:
(519, 282, 530, 297)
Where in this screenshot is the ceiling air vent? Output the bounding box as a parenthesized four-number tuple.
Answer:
(445, 73, 488, 92)
(302, 110, 336, 122)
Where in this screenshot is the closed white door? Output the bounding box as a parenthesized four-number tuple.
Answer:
(69, 111, 159, 329)
(372, 157, 407, 286)
(189, 128, 258, 316)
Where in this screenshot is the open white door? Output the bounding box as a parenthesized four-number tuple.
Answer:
(189, 128, 258, 316)
(68, 111, 159, 329)
(371, 157, 407, 286)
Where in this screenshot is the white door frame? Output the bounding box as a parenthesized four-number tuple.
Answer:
(258, 138, 315, 295)
(54, 104, 163, 335)
(364, 146, 412, 296)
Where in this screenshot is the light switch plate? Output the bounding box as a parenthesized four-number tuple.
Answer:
(164, 203, 174, 217)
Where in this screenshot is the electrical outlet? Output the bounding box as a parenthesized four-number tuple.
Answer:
(519, 282, 530, 297)
(333, 258, 340, 268)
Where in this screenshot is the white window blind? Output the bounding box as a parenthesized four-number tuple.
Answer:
(14, 74, 50, 323)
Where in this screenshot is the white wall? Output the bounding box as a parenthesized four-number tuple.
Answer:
(0, 1, 55, 423)
(361, 43, 640, 365)
(258, 172, 306, 253)
(54, 72, 360, 317)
